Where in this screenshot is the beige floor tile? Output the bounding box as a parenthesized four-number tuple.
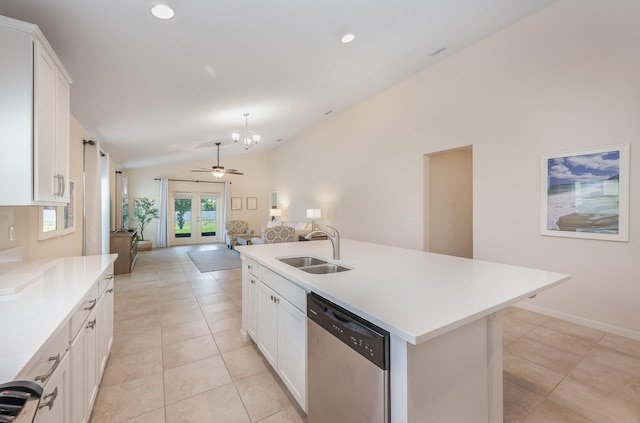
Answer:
(524, 326, 596, 357)
(599, 333, 640, 359)
(191, 282, 226, 297)
(101, 347, 163, 387)
(583, 345, 640, 378)
(541, 318, 605, 344)
(569, 351, 640, 404)
(115, 313, 161, 337)
(197, 292, 231, 306)
(161, 305, 204, 328)
(163, 334, 220, 370)
(164, 383, 250, 423)
(163, 355, 232, 405)
(507, 336, 583, 375)
(110, 328, 162, 358)
(91, 372, 164, 423)
(162, 318, 211, 346)
(505, 307, 550, 326)
(256, 406, 306, 423)
(214, 328, 253, 353)
(503, 351, 565, 396)
(200, 299, 240, 315)
(503, 379, 545, 423)
(205, 310, 242, 333)
(549, 377, 640, 423)
(503, 317, 537, 346)
(120, 408, 165, 423)
(523, 399, 595, 423)
(222, 344, 269, 381)
(160, 297, 199, 313)
(159, 290, 195, 303)
(235, 370, 293, 422)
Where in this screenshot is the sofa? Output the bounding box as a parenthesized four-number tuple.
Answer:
(251, 225, 296, 245)
(224, 220, 249, 248)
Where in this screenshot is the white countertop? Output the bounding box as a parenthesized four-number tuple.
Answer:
(237, 240, 570, 345)
(0, 254, 117, 383)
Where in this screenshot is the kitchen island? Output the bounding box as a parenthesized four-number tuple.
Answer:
(238, 239, 570, 423)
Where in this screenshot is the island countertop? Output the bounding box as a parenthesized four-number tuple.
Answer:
(0, 254, 117, 383)
(237, 239, 570, 345)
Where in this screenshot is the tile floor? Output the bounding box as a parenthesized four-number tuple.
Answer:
(89, 244, 640, 423)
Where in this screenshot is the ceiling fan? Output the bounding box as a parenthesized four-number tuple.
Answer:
(191, 142, 244, 177)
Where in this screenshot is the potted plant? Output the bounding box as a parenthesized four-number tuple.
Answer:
(131, 197, 159, 251)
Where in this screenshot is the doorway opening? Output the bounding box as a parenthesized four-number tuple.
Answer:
(170, 191, 221, 245)
(424, 146, 473, 258)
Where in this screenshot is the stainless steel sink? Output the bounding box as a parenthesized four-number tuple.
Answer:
(277, 256, 351, 274)
(299, 263, 351, 274)
(278, 256, 327, 267)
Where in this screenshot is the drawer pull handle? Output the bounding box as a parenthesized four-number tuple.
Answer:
(86, 318, 97, 330)
(35, 354, 61, 384)
(84, 299, 97, 311)
(106, 274, 114, 280)
(38, 386, 58, 411)
(107, 288, 114, 294)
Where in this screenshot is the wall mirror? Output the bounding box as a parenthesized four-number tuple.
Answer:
(271, 191, 278, 209)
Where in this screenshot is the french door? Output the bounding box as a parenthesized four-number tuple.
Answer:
(171, 191, 220, 245)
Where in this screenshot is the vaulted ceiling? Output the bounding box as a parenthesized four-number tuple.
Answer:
(0, 0, 556, 168)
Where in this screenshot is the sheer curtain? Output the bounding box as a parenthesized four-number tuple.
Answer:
(223, 181, 231, 224)
(83, 140, 104, 255)
(157, 178, 170, 248)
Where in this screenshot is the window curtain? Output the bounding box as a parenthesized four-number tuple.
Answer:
(83, 141, 104, 255)
(157, 177, 170, 248)
(223, 181, 231, 224)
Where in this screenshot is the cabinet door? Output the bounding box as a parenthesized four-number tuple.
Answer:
(33, 40, 57, 203)
(85, 310, 99, 414)
(54, 68, 70, 202)
(97, 280, 114, 380)
(247, 275, 258, 340)
(34, 352, 70, 423)
(69, 329, 87, 423)
(277, 298, 307, 412)
(256, 281, 278, 369)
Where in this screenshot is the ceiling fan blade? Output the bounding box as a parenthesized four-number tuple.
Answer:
(191, 169, 212, 172)
(225, 170, 244, 175)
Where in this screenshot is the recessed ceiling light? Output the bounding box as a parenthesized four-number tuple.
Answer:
(340, 33, 356, 44)
(151, 4, 175, 20)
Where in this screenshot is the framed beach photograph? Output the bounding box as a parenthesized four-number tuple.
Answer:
(231, 197, 242, 210)
(247, 197, 257, 210)
(540, 144, 630, 242)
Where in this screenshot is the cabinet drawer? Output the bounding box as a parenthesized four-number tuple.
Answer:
(97, 266, 115, 295)
(16, 320, 69, 385)
(69, 284, 99, 338)
(259, 266, 306, 312)
(244, 257, 258, 277)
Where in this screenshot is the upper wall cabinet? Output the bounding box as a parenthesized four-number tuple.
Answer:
(0, 15, 72, 206)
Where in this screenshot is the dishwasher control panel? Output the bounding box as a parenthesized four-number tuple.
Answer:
(307, 292, 389, 370)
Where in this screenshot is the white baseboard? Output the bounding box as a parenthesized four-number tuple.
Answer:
(514, 302, 640, 341)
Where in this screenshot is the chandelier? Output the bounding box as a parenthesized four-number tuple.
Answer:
(232, 113, 260, 150)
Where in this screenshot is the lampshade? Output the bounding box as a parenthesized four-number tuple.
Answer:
(306, 209, 321, 219)
(270, 209, 282, 217)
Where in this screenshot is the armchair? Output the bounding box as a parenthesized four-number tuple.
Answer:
(251, 225, 296, 245)
(224, 220, 249, 248)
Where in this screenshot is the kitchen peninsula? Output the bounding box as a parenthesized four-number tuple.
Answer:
(238, 239, 570, 423)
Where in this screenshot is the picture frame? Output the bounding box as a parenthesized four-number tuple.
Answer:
(61, 179, 76, 235)
(540, 144, 629, 242)
(231, 197, 242, 210)
(247, 197, 257, 210)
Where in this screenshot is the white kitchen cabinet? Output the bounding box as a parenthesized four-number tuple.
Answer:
(97, 278, 114, 379)
(33, 352, 70, 423)
(242, 258, 259, 340)
(0, 15, 72, 205)
(276, 295, 306, 411)
(256, 281, 279, 368)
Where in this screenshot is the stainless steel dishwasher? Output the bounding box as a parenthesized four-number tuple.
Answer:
(307, 292, 390, 423)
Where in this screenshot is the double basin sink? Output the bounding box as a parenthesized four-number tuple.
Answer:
(278, 256, 351, 274)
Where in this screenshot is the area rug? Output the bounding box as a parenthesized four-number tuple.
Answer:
(187, 248, 242, 273)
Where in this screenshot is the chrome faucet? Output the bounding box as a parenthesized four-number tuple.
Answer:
(305, 225, 341, 260)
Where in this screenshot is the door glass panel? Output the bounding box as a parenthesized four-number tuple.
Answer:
(174, 197, 192, 238)
(200, 196, 217, 237)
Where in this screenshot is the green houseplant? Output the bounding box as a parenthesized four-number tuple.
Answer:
(131, 197, 159, 250)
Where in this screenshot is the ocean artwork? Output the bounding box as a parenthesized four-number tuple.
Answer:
(541, 144, 629, 242)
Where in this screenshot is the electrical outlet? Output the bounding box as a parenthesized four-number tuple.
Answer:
(9, 225, 16, 242)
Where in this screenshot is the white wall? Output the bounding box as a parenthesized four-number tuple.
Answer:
(268, 0, 640, 338)
(125, 150, 270, 246)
